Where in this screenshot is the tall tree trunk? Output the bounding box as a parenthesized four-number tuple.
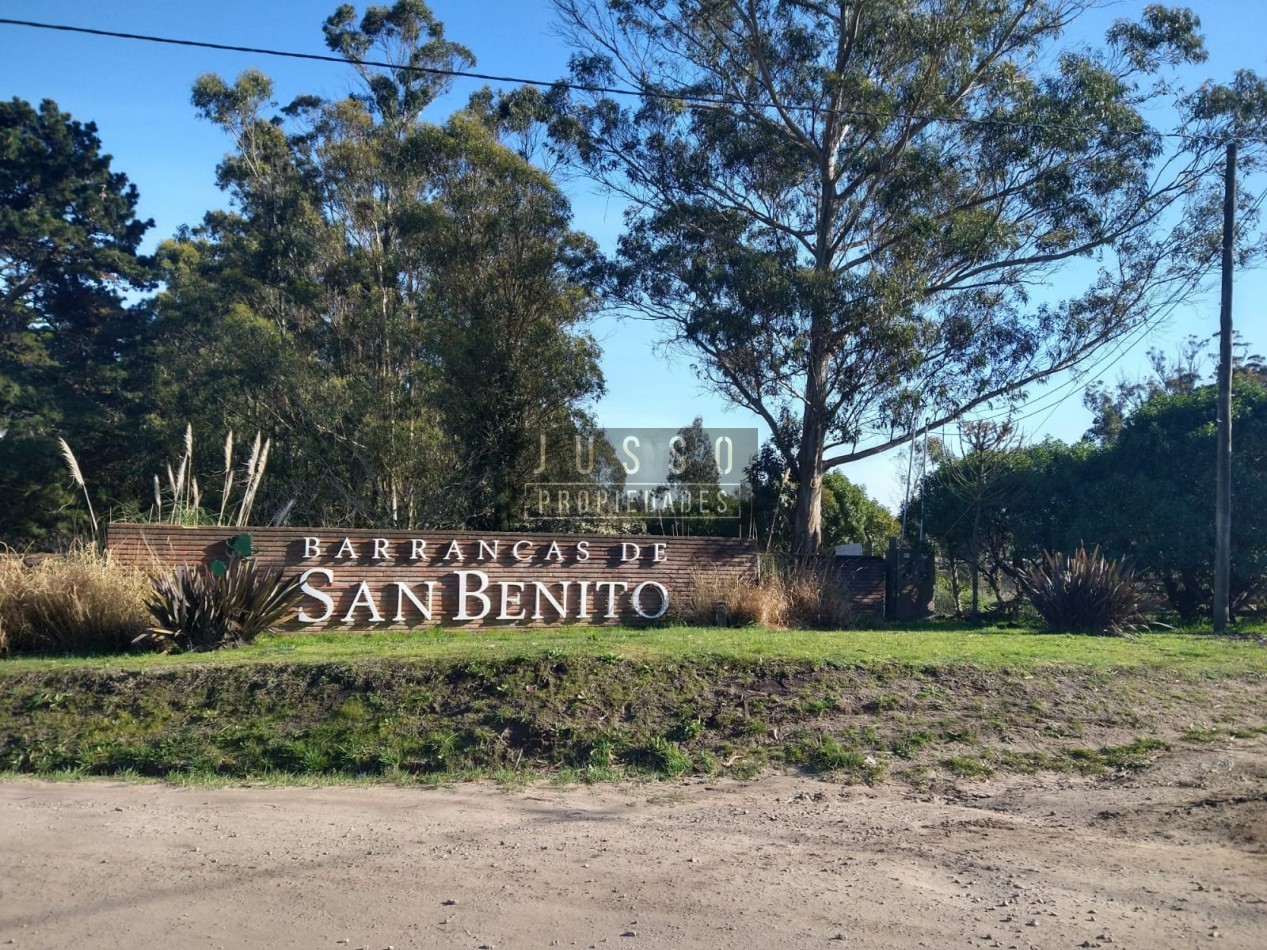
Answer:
(791, 459, 824, 557)
(790, 120, 840, 560)
(791, 391, 828, 557)
(985, 565, 1003, 609)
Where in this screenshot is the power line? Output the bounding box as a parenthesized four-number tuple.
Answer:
(0, 16, 1261, 146)
(7, 13, 1259, 456)
(963, 180, 1267, 432)
(967, 310, 1176, 429)
(956, 287, 1204, 434)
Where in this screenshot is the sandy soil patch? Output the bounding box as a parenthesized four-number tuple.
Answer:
(2, 739, 1265, 949)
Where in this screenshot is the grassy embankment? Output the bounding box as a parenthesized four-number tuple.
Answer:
(3, 624, 1265, 786)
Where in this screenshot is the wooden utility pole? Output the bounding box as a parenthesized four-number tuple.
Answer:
(1214, 141, 1237, 632)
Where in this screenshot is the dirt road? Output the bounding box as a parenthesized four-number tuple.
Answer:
(2, 742, 1265, 949)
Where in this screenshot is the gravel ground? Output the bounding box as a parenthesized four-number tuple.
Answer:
(2, 740, 1265, 949)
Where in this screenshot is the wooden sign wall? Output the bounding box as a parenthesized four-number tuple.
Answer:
(107, 524, 758, 630)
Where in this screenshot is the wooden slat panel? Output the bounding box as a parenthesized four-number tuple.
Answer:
(832, 556, 887, 616)
(107, 524, 758, 631)
(108, 526, 890, 629)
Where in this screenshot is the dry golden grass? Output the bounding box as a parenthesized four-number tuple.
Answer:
(0, 546, 154, 656)
(774, 559, 855, 629)
(670, 568, 776, 627)
(671, 558, 854, 630)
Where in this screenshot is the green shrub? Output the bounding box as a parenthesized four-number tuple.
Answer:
(1013, 545, 1157, 635)
(144, 556, 304, 652)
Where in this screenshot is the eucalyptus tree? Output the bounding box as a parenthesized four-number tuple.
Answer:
(550, 0, 1266, 554)
(666, 416, 722, 491)
(416, 113, 606, 529)
(154, 2, 604, 528)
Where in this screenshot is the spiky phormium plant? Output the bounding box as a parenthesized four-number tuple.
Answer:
(1013, 545, 1158, 635)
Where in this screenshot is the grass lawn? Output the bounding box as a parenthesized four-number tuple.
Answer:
(2, 622, 1266, 675)
(3, 623, 1264, 786)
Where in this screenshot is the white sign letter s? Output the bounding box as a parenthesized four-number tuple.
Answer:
(297, 568, 335, 623)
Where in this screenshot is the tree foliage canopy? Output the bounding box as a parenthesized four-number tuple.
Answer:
(0, 97, 154, 541)
(917, 376, 1267, 619)
(149, 2, 606, 529)
(549, 0, 1267, 552)
(746, 435, 897, 553)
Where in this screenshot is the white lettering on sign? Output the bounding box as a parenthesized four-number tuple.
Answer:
(497, 581, 526, 621)
(343, 581, 383, 623)
(289, 537, 673, 565)
(393, 581, 435, 622)
(455, 569, 491, 620)
(595, 581, 629, 619)
(293, 571, 673, 625)
(297, 568, 335, 622)
(632, 581, 669, 620)
(533, 580, 570, 620)
(276, 536, 708, 627)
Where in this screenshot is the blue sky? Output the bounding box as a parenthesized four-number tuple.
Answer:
(2, 0, 1264, 510)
